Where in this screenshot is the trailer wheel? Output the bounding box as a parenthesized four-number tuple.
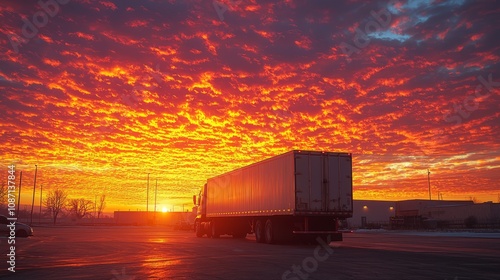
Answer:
(264, 219, 275, 244)
(210, 221, 220, 238)
(195, 222, 203, 238)
(254, 220, 265, 243)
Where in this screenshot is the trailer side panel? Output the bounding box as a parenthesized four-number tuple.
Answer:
(206, 152, 295, 217)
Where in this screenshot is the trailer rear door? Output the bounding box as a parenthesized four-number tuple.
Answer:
(327, 153, 352, 211)
(295, 151, 352, 213)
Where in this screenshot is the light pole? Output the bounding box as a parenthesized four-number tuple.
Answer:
(30, 164, 37, 225)
(39, 184, 42, 224)
(154, 179, 158, 213)
(154, 179, 158, 225)
(427, 169, 431, 200)
(147, 173, 150, 212)
(94, 194, 97, 225)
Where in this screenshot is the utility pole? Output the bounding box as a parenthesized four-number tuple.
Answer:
(154, 179, 158, 225)
(30, 164, 37, 225)
(39, 184, 42, 224)
(94, 194, 97, 225)
(427, 169, 431, 200)
(147, 173, 150, 212)
(154, 179, 158, 213)
(16, 171, 22, 217)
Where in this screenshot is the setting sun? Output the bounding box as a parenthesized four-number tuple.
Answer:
(162, 207, 168, 213)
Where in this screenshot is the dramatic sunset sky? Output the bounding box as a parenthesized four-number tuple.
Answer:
(1, 0, 499, 212)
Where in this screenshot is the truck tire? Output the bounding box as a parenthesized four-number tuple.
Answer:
(195, 222, 203, 238)
(255, 220, 265, 243)
(211, 221, 220, 238)
(264, 219, 275, 244)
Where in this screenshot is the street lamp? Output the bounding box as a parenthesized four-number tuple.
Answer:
(30, 164, 38, 225)
(428, 169, 431, 200)
(146, 173, 150, 212)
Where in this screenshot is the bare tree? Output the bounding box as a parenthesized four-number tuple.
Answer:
(469, 196, 477, 203)
(96, 194, 106, 219)
(67, 198, 94, 219)
(44, 189, 68, 225)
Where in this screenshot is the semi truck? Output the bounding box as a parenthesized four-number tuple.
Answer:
(193, 150, 353, 244)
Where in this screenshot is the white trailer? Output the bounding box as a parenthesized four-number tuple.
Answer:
(193, 150, 353, 243)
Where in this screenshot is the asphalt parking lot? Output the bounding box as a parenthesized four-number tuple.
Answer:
(1, 226, 499, 279)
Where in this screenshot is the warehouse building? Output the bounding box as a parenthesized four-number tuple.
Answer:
(425, 201, 500, 228)
(347, 199, 499, 229)
(347, 200, 396, 228)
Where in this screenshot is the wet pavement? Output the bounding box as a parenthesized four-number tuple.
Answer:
(1, 226, 499, 279)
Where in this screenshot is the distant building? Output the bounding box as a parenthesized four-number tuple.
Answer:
(347, 199, 500, 229)
(394, 199, 473, 229)
(395, 199, 473, 217)
(347, 200, 396, 228)
(426, 201, 500, 228)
